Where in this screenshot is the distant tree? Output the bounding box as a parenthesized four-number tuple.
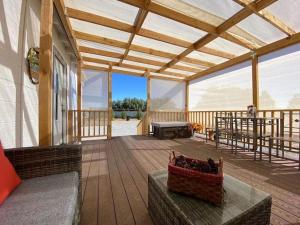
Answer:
(112, 98, 146, 111)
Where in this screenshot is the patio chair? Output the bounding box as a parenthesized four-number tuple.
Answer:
(1, 144, 82, 225)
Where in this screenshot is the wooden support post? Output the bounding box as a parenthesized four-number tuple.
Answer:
(107, 64, 112, 139)
(252, 55, 259, 109)
(185, 80, 189, 122)
(146, 71, 151, 135)
(39, 0, 53, 146)
(77, 60, 82, 141)
(68, 110, 73, 143)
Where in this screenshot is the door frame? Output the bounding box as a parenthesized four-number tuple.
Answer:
(52, 46, 68, 145)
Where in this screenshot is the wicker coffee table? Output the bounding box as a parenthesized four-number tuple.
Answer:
(148, 170, 272, 225)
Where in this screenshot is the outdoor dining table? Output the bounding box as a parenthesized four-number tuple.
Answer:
(215, 116, 282, 160)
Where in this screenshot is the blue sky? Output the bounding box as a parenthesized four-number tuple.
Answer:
(112, 73, 146, 100)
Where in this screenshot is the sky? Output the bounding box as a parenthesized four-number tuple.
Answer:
(112, 73, 146, 100)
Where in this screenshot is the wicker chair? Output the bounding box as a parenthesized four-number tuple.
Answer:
(4, 144, 82, 225)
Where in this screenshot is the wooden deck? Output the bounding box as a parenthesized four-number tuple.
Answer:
(80, 135, 300, 225)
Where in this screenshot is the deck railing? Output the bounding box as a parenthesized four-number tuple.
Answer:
(150, 111, 187, 122)
(136, 109, 300, 153)
(68, 110, 108, 142)
(137, 113, 148, 135)
(188, 109, 300, 134)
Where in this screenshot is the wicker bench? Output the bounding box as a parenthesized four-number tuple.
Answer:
(149, 170, 272, 225)
(2, 144, 82, 225)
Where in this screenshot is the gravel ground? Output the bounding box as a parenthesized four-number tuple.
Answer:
(112, 119, 140, 137)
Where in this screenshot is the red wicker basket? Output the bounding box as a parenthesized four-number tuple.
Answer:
(167, 153, 224, 205)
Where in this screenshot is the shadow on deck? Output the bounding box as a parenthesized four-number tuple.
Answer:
(80, 135, 300, 225)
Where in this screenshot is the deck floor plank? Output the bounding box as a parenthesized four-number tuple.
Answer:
(112, 138, 154, 225)
(80, 136, 300, 225)
(106, 140, 136, 225)
(81, 144, 100, 225)
(98, 141, 117, 225)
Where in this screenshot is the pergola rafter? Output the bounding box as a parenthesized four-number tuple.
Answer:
(156, 0, 278, 73)
(79, 46, 202, 73)
(81, 64, 185, 82)
(82, 56, 188, 78)
(74, 31, 216, 68)
(189, 32, 300, 81)
(66, 7, 236, 59)
(119, 0, 264, 49)
(60, 0, 300, 81)
(119, 0, 150, 65)
(234, 0, 296, 36)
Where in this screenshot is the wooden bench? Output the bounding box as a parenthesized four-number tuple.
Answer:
(149, 170, 272, 225)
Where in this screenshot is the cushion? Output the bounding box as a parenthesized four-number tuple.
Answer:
(0, 172, 79, 225)
(151, 122, 191, 127)
(0, 142, 22, 204)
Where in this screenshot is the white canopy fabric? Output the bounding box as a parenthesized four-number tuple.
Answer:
(64, 0, 299, 80)
(150, 79, 186, 111)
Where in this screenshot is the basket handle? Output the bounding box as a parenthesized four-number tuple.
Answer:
(169, 151, 176, 163)
(218, 157, 223, 174)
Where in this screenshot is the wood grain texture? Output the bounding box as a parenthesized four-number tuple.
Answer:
(39, 0, 53, 146)
(80, 136, 300, 225)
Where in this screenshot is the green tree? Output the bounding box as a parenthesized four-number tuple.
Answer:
(112, 98, 146, 111)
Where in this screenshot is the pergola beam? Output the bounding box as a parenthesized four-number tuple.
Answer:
(66, 7, 235, 59)
(157, 0, 277, 73)
(74, 31, 215, 68)
(79, 46, 202, 73)
(189, 32, 300, 81)
(82, 56, 187, 78)
(81, 64, 185, 82)
(119, 1, 150, 65)
(119, 0, 262, 49)
(234, 0, 296, 36)
(53, 0, 80, 58)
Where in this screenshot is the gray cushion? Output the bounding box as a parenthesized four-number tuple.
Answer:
(151, 121, 191, 127)
(0, 172, 79, 225)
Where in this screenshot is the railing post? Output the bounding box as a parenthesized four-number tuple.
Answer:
(68, 110, 73, 143)
(185, 80, 189, 122)
(77, 59, 82, 142)
(107, 64, 113, 139)
(39, 0, 53, 146)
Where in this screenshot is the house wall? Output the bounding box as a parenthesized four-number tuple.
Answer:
(0, 0, 77, 148)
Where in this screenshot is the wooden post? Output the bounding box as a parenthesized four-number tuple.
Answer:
(185, 80, 189, 122)
(77, 60, 82, 141)
(68, 110, 73, 143)
(39, 0, 53, 146)
(146, 71, 151, 135)
(252, 55, 259, 109)
(107, 64, 112, 139)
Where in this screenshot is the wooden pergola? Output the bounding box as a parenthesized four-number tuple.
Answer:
(39, 0, 300, 145)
